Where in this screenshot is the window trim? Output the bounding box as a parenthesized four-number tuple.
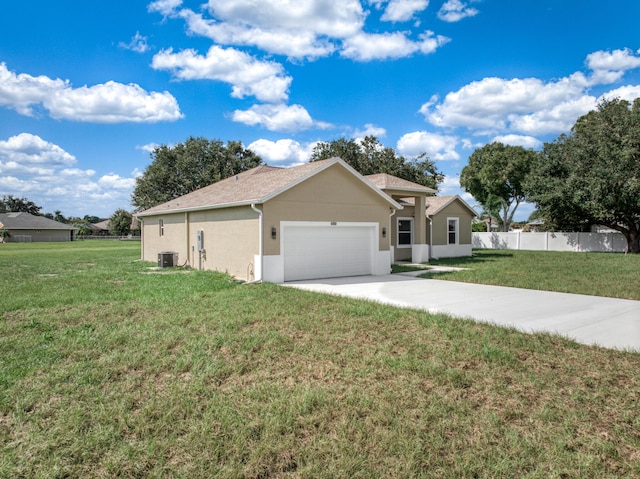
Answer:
(159, 218, 164, 237)
(397, 217, 413, 249)
(447, 217, 459, 245)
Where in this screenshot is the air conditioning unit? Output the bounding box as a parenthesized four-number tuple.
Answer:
(157, 251, 178, 268)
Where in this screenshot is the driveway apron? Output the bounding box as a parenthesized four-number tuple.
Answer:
(283, 274, 640, 352)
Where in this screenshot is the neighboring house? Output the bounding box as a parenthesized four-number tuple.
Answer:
(89, 217, 139, 236)
(0, 212, 75, 242)
(136, 158, 477, 282)
(89, 220, 111, 236)
(365, 174, 477, 261)
(136, 158, 401, 282)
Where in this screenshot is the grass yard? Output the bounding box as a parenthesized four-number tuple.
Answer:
(1, 242, 639, 478)
(423, 249, 640, 300)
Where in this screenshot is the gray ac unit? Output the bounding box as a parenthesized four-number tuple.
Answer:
(158, 251, 178, 268)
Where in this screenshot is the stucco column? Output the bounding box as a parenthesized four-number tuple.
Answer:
(412, 195, 429, 263)
(414, 195, 427, 244)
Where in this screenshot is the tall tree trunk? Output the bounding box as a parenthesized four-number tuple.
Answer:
(628, 229, 640, 254)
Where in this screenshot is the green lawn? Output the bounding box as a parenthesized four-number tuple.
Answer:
(1, 242, 639, 478)
(423, 249, 640, 300)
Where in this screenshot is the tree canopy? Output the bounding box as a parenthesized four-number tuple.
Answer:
(131, 137, 263, 211)
(310, 136, 444, 191)
(0, 195, 42, 215)
(109, 209, 133, 236)
(460, 142, 536, 232)
(526, 98, 640, 253)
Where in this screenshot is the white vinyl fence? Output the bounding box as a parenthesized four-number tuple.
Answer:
(473, 231, 627, 253)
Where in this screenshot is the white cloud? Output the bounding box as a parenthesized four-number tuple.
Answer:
(0, 133, 76, 167)
(586, 48, 640, 84)
(232, 104, 331, 132)
(119, 32, 150, 53)
(492, 134, 543, 149)
(508, 96, 597, 135)
(437, 0, 479, 22)
(98, 173, 137, 190)
(420, 48, 640, 137)
(59, 168, 95, 178)
(0, 63, 183, 123)
(420, 75, 592, 135)
(438, 174, 461, 194)
(397, 131, 460, 160)
(381, 0, 429, 22)
(353, 123, 387, 138)
(152, 46, 292, 103)
(148, 0, 183, 16)
(188, 19, 336, 60)
(341, 30, 449, 61)
(598, 84, 640, 103)
(207, 0, 365, 39)
(136, 143, 159, 153)
(248, 139, 316, 165)
(150, 0, 448, 62)
(0, 133, 137, 217)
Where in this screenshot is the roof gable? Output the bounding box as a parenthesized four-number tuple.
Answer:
(425, 195, 477, 216)
(137, 158, 401, 216)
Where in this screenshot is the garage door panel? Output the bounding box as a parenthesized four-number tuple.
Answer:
(283, 224, 374, 281)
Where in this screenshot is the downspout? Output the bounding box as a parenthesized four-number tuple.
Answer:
(389, 207, 397, 265)
(139, 218, 144, 260)
(249, 204, 263, 283)
(427, 215, 435, 260)
(185, 212, 190, 268)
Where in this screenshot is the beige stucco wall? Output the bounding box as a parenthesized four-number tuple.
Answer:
(140, 207, 260, 280)
(141, 213, 188, 265)
(262, 164, 393, 256)
(188, 207, 259, 280)
(430, 201, 474, 246)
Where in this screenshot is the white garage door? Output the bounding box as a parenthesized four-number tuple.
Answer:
(283, 223, 375, 281)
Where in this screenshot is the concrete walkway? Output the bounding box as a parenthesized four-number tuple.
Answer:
(284, 273, 640, 352)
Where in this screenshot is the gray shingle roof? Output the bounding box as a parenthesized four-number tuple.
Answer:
(0, 212, 75, 230)
(365, 173, 436, 194)
(401, 195, 478, 216)
(137, 158, 400, 217)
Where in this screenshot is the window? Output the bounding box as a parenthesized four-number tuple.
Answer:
(159, 219, 164, 237)
(397, 218, 413, 247)
(447, 218, 459, 245)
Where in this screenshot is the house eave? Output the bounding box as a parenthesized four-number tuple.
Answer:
(135, 200, 262, 218)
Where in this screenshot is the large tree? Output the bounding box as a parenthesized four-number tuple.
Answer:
(109, 209, 133, 236)
(132, 137, 262, 210)
(526, 98, 640, 253)
(310, 136, 444, 190)
(460, 142, 536, 232)
(0, 195, 42, 215)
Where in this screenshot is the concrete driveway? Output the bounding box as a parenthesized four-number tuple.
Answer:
(284, 273, 640, 352)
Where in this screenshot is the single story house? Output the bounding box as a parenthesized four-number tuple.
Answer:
(88, 217, 139, 236)
(136, 158, 476, 282)
(0, 212, 76, 242)
(89, 220, 111, 236)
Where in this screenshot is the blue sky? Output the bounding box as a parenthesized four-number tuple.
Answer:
(1, 0, 639, 219)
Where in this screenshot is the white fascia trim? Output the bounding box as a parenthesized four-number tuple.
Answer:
(136, 201, 258, 218)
